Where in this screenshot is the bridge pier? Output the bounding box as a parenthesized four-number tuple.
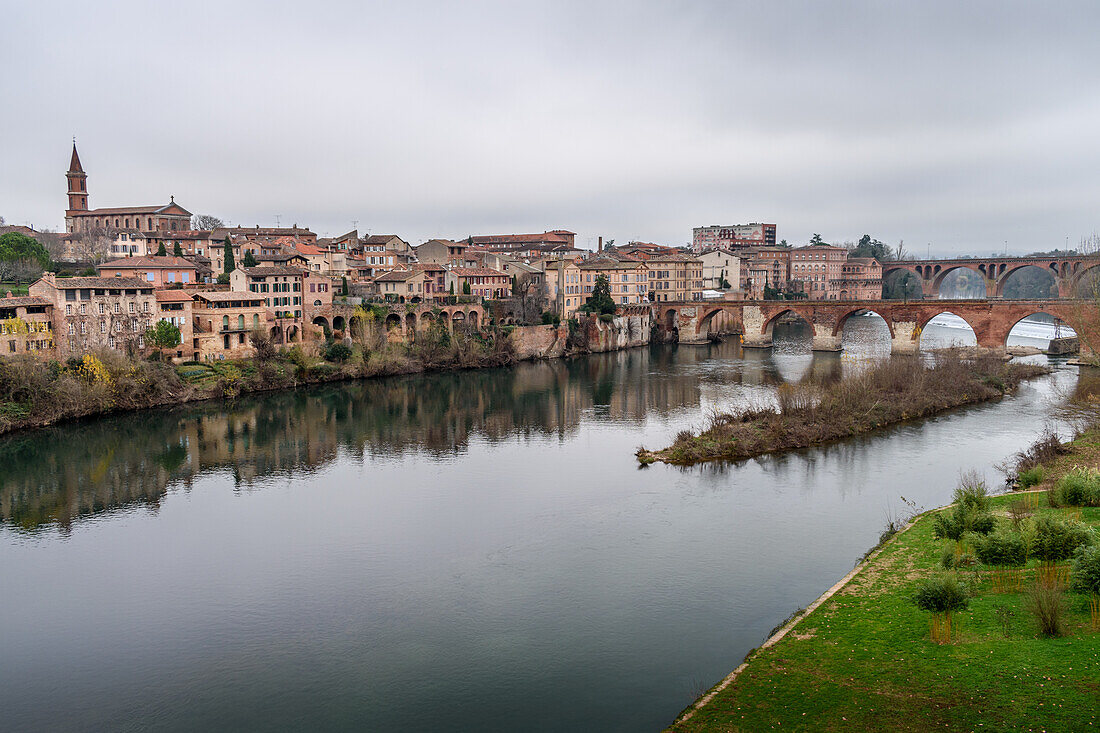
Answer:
(890, 321, 919, 354)
(811, 324, 842, 352)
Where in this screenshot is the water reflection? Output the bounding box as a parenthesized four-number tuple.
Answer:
(0, 316, 1010, 534)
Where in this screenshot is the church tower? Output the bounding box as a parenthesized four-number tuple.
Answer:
(65, 142, 88, 233)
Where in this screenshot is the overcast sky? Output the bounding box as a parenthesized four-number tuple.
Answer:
(3, 1, 1099, 255)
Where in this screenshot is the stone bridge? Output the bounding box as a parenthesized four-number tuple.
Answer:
(883, 255, 1100, 299)
(659, 299, 1088, 354)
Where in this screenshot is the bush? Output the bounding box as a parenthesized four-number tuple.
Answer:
(1070, 545, 1100, 596)
(972, 529, 1027, 567)
(953, 471, 991, 512)
(216, 273, 230, 285)
(307, 362, 340, 379)
(598, 313, 615, 323)
(1027, 583, 1066, 636)
(324, 342, 352, 363)
(932, 504, 996, 541)
(1018, 465, 1047, 489)
(913, 574, 970, 614)
(940, 545, 977, 570)
(1033, 515, 1095, 562)
(1053, 467, 1100, 507)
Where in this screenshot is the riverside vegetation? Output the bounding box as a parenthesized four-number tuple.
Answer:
(671, 427, 1100, 731)
(0, 315, 516, 435)
(637, 354, 1049, 466)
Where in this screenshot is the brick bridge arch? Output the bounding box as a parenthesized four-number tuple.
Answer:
(882, 254, 1100, 299)
(658, 299, 1085, 354)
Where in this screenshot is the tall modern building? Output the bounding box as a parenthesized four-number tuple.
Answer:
(692, 223, 776, 253)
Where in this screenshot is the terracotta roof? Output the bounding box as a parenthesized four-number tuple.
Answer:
(579, 258, 647, 270)
(47, 276, 154, 289)
(292, 242, 327, 256)
(190, 290, 266, 303)
(0, 295, 52, 308)
(375, 270, 427, 282)
(74, 203, 191, 217)
(410, 263, 446, 272)
(466, 231, 574, 246)
(155, 290, 194, 302)
(100, 256, 197, 269)
(240, 266, 306, 277)
(450, 267, 508, 276)
(363, 234, 405, 245)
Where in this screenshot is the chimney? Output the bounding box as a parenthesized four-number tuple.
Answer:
(598, 236, 603, 253)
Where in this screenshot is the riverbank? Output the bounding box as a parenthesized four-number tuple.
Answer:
(637, 354, 1049, 466)
(669, 432, 1100, 732)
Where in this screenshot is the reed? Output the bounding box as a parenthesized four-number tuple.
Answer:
(990, 567, 1024, 594)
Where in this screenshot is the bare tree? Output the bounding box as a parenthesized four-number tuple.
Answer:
(192, 214, 224, 231)
(893, 239, 914, 261)
(514, 272, 547, 324)
(67, 228, 113, 263)
(33, 228, 66, 262)
(1078, 232, 1100, 255)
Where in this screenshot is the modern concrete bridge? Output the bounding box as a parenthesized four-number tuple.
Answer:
(659, 299, 1089, 353)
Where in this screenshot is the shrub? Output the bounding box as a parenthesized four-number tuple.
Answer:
(1033, 515, 1096, 562)
(1070, 545, 1100, 596)
(913, 574, 970, 614)
(953, 471, 991, 512)
(307, 362, 340, 379)
(932, 504, 996, 541)
(324, 342, 352, 363)
(1027, 582, 1066, 636)
(216, 273, 230, 285)
(1053, 467, 1100, 507)
(972, 529, 1027, 567)
(598, 313, 615, 323)
(1018, 465, 1047, 489)
(940, 545, 977, 570)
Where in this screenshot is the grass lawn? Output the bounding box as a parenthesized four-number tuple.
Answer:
(0, 282, 30, 296)
(672, 439, 1100, 731)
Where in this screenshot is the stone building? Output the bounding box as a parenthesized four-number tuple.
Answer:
(189, 291, 268, 360)
(698, 249, 741, 291)
(229, 266, 305, 343)
(445, 268, 510, 299)
(539, 258, 583, 318)
(153, 290, 195, 362)
(0, 294, 55, 356)
(645, 253, 704, 302)
(577, 258, 649, 307)
(29, 273, 156, 356)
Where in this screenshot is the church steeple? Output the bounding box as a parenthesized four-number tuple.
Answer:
(65, 140, 89, 233)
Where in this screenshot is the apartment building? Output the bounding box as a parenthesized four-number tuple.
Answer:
(0, 294, 55, 356)
(190, 291, 269, 359)
(645, 253, 705, 302)
(153, 290, 194, 361)
(30, 274, 156, 356)
(577, 258, 649, 306)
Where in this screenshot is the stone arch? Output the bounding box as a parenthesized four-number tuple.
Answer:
(270, 325, 283, 344)
(312, 316, 330, 331)
(385, 313, 402, 332)
(451, 310, 466, 330)
(931, 264, 987, 299)
(831, 307, 895, 338)
(286, 325, 299, 343)
(1071, 262, 1100, 298)
(405, 312, 416, 332)
(1000, 310, 1077, 348)
(468, 310, 479, 329)
(914, 310, 978, 349)
(994, 263, 1057, 298)
(664, 308, 678, 331)
(333, 315, 346, 332)
(760, 307, 812, 337)
(695, 306, 739, 337)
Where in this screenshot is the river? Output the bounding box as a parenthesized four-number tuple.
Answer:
(0, 317, 1085, 732)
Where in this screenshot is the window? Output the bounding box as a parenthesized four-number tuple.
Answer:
(143, 302, 149, 312)
(68, 323, 74, 334)
(65, 304, 72, 315)
(100, 321, 106, 334)
(129, 302, 135, 313)
(237, 315, 244, 330)
(222, 316, 229, 331)
(80, 322, 86, 334)
(115, 303, 121, 313)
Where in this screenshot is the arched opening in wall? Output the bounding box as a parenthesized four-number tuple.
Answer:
(882, 269, 922, 300)
(286, 325, 299, 343)
(405, 313, 416, 340)
(1006, 312, 1076, 350)
(385, 314, 402, 332)
(420, 312, 436, 332)
(468, 311, 479, 329)
(312, 316, 330, 338)
(936, 268, 986, 299)
(348, 316, 363, 342)
(999, 266, 1056, 299)
(452, 311, 466, 331)
(664, 309, 677, 332)
(1074, 265, 1100, 299)
(270, 325, 283, 344)
(764, 309, 812, 355)
(332, 315, 346, 333)
(918, 311, 976, 350)
(836, 309, 892, 356)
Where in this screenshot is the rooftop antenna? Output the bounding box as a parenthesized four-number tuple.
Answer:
(352, 220, 359, 231)
(274, 214, 282, 228)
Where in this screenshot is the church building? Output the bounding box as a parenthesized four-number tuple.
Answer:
(64, 143, 192, 234)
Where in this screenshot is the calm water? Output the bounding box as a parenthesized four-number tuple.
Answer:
(0, 318, 1083, 732)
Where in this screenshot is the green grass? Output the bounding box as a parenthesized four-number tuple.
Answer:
(672, 483, 1100, 730)
(0, 282, 30, 296)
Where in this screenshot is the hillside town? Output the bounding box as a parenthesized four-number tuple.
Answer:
(0, 144, 885, 362)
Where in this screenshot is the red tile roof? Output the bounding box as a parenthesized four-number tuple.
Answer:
(100, 256, 198, 269)
(154, 290, 195, 302)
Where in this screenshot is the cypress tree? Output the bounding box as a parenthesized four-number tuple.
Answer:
(156, 242, 167, 256)
(223, 236, 235, 274)
(173, 241, 183, 257)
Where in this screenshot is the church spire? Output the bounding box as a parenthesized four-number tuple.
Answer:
(68, 140, 84, 174)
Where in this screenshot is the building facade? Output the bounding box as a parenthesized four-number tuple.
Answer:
(645, 253, 704, 302)
(190, 291, 269, 360)
(577, 258, 649, 306)
(0, 295, 55, 356)
(698, 249, 741, 291)
(692, 223, 777, 253)
(29, 274, 156, 356)
(97, 256, 199, 287)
